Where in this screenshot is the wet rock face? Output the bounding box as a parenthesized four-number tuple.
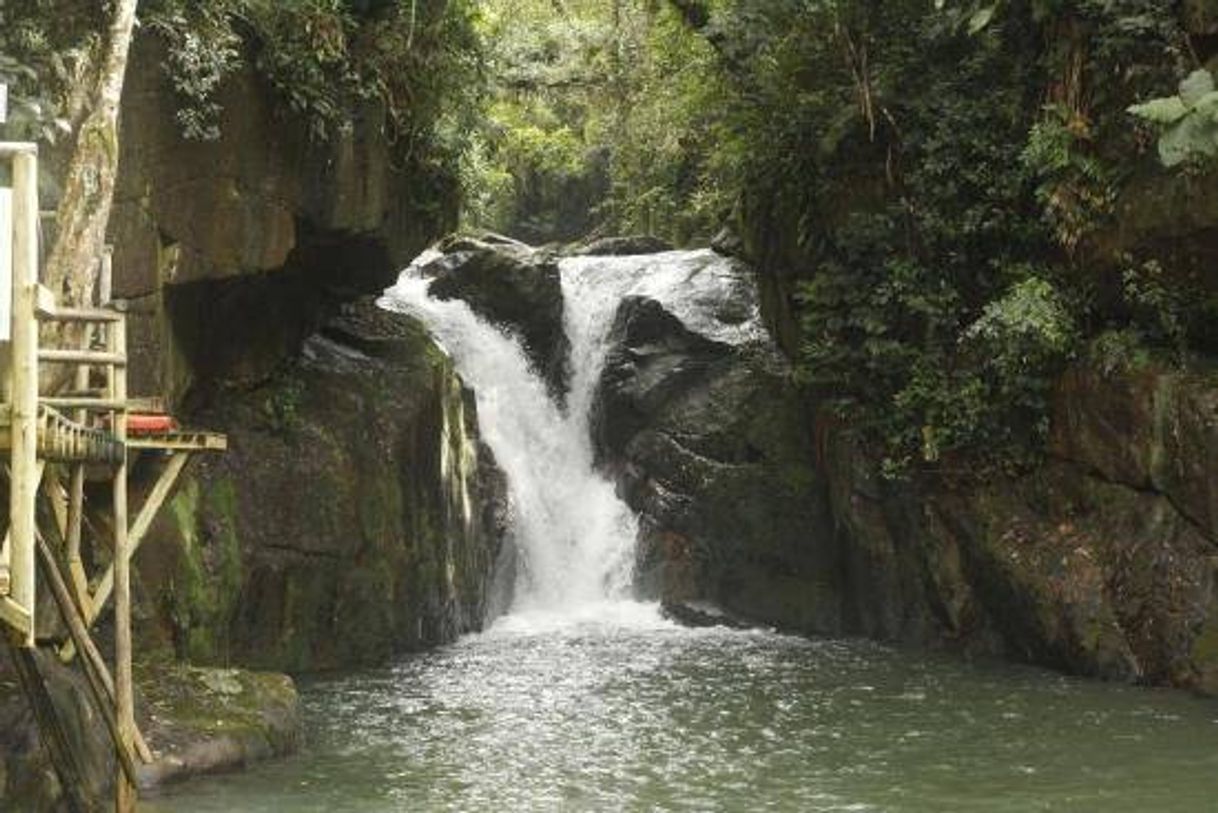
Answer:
(822, 367, 1218, 694)
(135, 299, 510, 673)
(423, 238, 571, 403)
(103, 32, 458, 401)
(590, 297, 726, 459)
(589, 281, 840, 633)
(0, 650, 112, 811)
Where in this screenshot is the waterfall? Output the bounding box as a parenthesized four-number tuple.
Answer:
(382, 247, 762, 618)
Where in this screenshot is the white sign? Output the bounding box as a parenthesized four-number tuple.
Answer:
(0, 188, 11, 342)
(0, 84, 7, 124)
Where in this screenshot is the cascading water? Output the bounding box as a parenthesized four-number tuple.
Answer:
(381, 246, 763, 618)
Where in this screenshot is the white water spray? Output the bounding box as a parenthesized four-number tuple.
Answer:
(382, 247, 762, 618)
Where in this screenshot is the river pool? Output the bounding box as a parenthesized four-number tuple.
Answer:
(153, 603, 1218, 812)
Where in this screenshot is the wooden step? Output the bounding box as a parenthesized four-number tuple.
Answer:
(38, 349, 126, 366)
(35, 285, 122, 323)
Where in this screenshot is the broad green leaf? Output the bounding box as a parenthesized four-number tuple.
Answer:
(968, 5, 997, 34)
(1179, 68, 1216, 108)
(1193, 91, 1218, 115)
(1159, 115, 1218, 167)
(1128, 96, 1188, 124)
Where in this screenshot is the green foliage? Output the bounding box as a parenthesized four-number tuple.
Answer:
(261, 374, 306, 435)
(1130, 69, 1218, 167)
(142, 0, 483, 161)
(0, 0, 102, 143)
(685, 0, 1189, 476)
(1121, 259, 1192, 365)
(465, 0, 727, 244)
(145, 3, 243, 140)
(1022, 104, 1116, 252)
(740, 0, 1068, 474)
(1088, 328, 1152, 376)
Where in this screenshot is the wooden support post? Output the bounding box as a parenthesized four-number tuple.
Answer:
(67, 300, 92, 607)
(66, 463, 89, 609)
(109, 314, 136, 812)
(44, 465, 69, 540)
(9, 148, 38, 646)
(79, 452, 188, 631)
(35, 530, 145, 780)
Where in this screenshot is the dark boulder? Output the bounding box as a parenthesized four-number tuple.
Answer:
(660, 599, 751, 630)
(425, 243, 570, 404)
(572, 235, 674, 257)
(591, 297, 727, 460)
(590, 281, 841, 633)
(710, 225, 746, 259)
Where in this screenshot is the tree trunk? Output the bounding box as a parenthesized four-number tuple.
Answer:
(42, 0, 139, 308)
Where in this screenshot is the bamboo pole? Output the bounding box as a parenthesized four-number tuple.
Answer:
(9, 149, 38, 646)
(109, 313, 136, 812)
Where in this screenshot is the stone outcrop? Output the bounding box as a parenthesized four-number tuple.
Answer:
(0, 650, 300, 811)
(103, 33, 457, 401)
(571, 235, 674, 256)
(567, 239, 1218, 694)
(820, 366, 1218, 693)
(423, 238, 571, 402)
(584, 262, 840, 632)
(134, 299, 509, 673)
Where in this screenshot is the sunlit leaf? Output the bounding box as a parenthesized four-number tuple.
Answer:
(968, 5, 997, 34)
(1179, 68, 1215, 108)
(1128, 96, 1188, 124)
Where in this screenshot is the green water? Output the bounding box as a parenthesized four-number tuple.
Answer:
(153, 604, 1218, 812)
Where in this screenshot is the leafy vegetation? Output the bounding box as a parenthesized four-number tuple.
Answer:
(1130, 68, 1218, 167)
(0, 0, 105, 143)
(6, 0, 1216, 481)
(661, 0, 1199, 476)
(141, 0, 482, 164)
(466, 0, 727, 244)
(1, 0, 481, 193)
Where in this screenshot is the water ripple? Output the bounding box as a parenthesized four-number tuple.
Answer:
(158, 608, 1218, 813)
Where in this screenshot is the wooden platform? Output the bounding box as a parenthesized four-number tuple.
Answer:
(0, 142, 228, 811)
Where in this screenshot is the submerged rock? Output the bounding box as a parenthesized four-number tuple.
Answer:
(660, 600, 751, 630)
(137, 661, 300, 790)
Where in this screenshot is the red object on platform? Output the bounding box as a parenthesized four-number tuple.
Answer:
(126, 414, 177, 435)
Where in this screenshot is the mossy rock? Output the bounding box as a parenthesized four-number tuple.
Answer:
(136, 298, 509, 673)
